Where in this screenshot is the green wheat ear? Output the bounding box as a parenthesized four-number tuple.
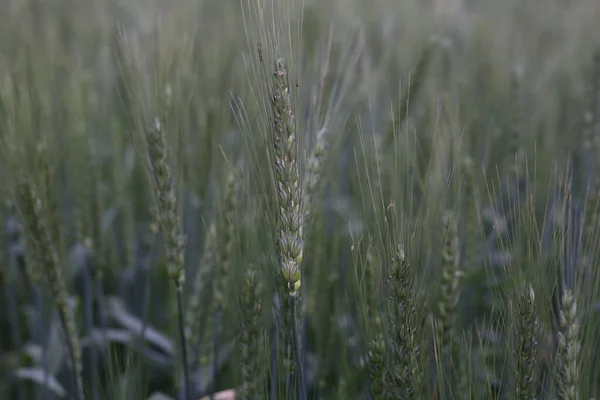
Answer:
(556, 289, 581, 400)
(436, 210, 462, 353)
(270, 55, 305, 396)
(15, 179, 84, 400)
(271, 56, 303, 297)
(386, 245, 423, 399)
(238, 267, 264, 400)
(434, 210, 464, 398)
(185, 221, 218, 371)
(214, 166, 239, 313)
(303, 125, 328, 227)
(367, 333, 387, 400)
(145, 119, 185, 288)
(143, 118, 190, 400)
(514, 285, 539, 400)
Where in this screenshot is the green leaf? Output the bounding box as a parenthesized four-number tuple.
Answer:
(14, 368, 67, 398)
(107, 296, 175, 355)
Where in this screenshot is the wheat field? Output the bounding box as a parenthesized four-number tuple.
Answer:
(1, 0, 600, 399)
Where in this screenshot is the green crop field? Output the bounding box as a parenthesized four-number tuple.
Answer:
(1, 0, 600, 399)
